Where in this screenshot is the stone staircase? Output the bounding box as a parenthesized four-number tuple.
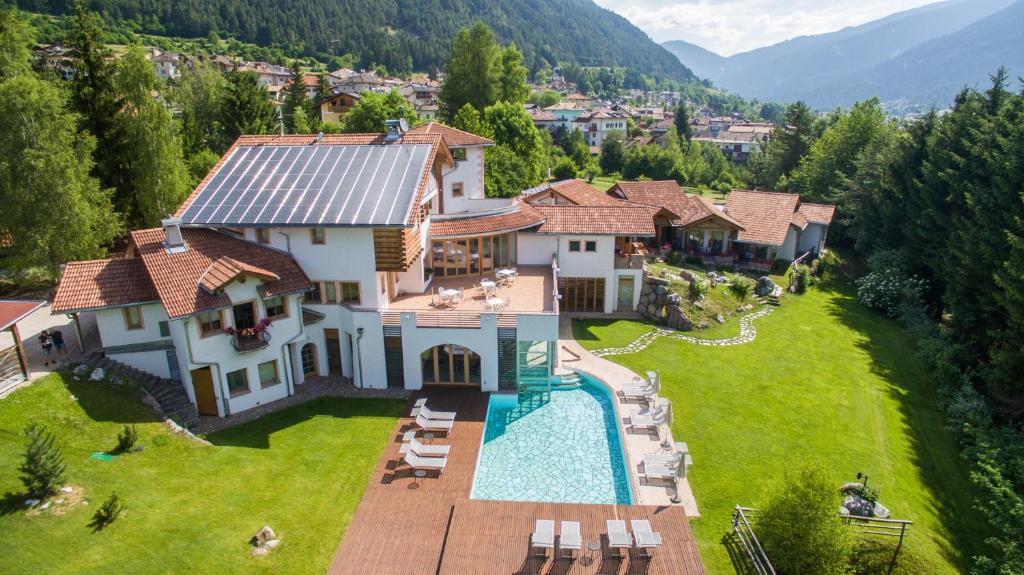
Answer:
(79, 353, 200, 430)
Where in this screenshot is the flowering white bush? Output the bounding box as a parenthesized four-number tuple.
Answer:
(855, 251, 927, 317)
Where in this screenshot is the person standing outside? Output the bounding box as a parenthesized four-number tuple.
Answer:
(51, 329, 66, 357)
(38, 330, 53, 366)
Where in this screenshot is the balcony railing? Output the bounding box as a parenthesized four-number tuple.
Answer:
(614, 254, 645, 269)
(231, 330, 271, 352)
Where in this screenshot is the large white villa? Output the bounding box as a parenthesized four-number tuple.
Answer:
(52, 121, 833, 421)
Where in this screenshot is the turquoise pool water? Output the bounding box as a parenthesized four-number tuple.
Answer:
(471, 375, 633, 504)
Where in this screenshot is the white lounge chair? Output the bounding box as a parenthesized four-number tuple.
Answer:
(631, 520, 663, 556)
(619, 385, 656, 401)
(403, 451, 447, 475)
(643, 451, 682, 466)
(419, 404, 456, 421)
(531, 519, 555, 557)
(606, 519, 632, 558)
(399, 437, 451, 458)
(628, 409, 666, 431)
(415, 413, 454, 433)
(559, 521, 581, 559)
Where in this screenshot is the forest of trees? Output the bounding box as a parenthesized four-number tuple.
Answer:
(10, 0, 697, 85)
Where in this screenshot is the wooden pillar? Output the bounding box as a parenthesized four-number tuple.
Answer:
(10, 324, 28, 379)
(72, 313, 85, 353)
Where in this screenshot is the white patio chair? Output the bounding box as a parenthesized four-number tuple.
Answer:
(498, 297, 511, 311)
(402, 451, 447, 476)
(631, 520, 663, 556)
(559, 521, 581, 559)
(399, 437, 451, 458)
(531, 519, 555, 557)
(643, 451, 683, 466)
(415, 413, 453, 433)
(628, 408, 666, 431)
(419, 404, 457, 421)
(606, 520, 632, 558)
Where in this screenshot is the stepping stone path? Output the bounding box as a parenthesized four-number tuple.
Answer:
(590, 306, 776, 357)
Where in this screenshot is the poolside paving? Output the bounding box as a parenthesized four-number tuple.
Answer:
(327, 387, 705, 575)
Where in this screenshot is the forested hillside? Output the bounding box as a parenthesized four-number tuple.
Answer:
(10, 0, 697, 83)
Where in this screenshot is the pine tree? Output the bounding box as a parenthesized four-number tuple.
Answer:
(283, 62, 309, 134)
(19, 423, 68, 497)
(0, 9, 33, 80)
(222, 70, 276, 142)
(312, 74, 332, 128)
(438, 22, 501, 120)
(674, 102, 692, 142)
(599, 130, 625, 175)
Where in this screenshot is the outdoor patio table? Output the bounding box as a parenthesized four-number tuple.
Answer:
(485, 297, 504, 310)
(480, 280, 497, 296)
(496, 268, 516, 278)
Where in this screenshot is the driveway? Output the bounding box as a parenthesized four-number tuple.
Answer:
(0, 303, 99, 397)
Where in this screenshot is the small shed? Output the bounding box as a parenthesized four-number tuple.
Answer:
(0, 300, 46, 393)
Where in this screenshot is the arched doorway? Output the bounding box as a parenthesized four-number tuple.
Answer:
(300, 343, 318, 378)
(421, 344, 481, 386)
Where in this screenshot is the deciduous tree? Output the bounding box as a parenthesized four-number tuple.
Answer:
(222, 70, 276, 142)
(438, 22, 500, 120)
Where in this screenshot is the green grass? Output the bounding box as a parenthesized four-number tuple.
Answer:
(0, 374, 402, 574)
(575, 283, 989, 573)
(588, 175, 618, 192)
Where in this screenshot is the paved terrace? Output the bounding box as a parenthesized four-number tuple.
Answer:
(328, 389, 704, 575)
(390, 265, 554, 313)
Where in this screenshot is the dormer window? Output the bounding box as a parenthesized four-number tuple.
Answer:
(452, 148, 467, 161)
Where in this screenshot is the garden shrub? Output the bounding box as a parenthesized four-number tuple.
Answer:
(687, 277, 708, 301)
(790, 264, 810, 294)
(115, 424, 138, 453)
(728, 277, 754, 302)
(755, 462, 854, 575)
(91, 492, 125, 529)
(854, 250, 926, 317)
(19, 422, 67, 498)
(551, 156, 577, 180)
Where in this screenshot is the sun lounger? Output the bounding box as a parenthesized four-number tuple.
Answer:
(403, 451, 447, 475)
(640, 461, 680, 482)
(643, 451, 683, 466)
(619, 385, 656, 401)
(628, 409, 666, 430)
(559, 521, 581, 558)
(415, 413, 454, 433)
(631, 520, 663, 555)
(399, 437, 451, 458)
(531, 519, 555, 556)
(606, 520, 632, 557)
(419, 404, 456, 421)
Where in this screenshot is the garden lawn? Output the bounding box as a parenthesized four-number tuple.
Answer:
(574, 283, 989, 573)
(0, 374, 402, 574)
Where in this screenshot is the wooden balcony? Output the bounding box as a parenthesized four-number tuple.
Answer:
(374, 226, 423, 272)
(230, 331, 270, 352)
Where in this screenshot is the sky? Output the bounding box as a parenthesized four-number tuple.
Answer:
(592, 0, 941, 56)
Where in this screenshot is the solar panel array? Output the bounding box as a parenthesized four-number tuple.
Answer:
(178, 144, 433, 227)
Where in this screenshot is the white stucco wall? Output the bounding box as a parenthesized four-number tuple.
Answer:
(107, 349, 172, 379)
(399, 312, 499, 391)
(780, 228, 799, 261)
(554, 235, 617, 313)
(517, 234, 558, 266)
(440, 147, 486, 213)
(95, 304, 169, 349)
(798, 223, 826, 254)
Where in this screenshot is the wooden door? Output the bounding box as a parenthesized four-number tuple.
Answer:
(324, 329, 342, 375)
(190, 367, 218, 416)
(617, 276, 635, 311)
(300, 343, 318, 378)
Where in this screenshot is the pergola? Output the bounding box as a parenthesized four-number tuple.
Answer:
(0, 299, 46, 393)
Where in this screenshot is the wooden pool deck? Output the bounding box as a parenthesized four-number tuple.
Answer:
(327, 389, 705, 575)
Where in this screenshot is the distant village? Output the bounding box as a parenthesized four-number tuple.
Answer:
(33, 42, 774, 164)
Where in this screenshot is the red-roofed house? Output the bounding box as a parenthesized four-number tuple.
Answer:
(724, 190, 835, 268)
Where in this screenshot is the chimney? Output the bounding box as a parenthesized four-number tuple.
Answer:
(162, 217, 187, 253)
(384, 118, 409, 142)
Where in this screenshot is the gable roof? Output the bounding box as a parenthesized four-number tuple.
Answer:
(53, 259, 159, 313)
(0, 300, 47, 331)
(199, 256, 281, 294)
(131, 228, 310, 319)
(405, 122, 494, 147)
(530, 205, 657, 236)
(175, 133, 452, 228)
(797, 202, 836, 224)
(609, 181, 743, 229)
(725, 190, 804, 246)
(524, 179, 625, 207)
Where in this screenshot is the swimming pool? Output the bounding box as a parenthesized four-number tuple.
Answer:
(471, 373, 634, 504)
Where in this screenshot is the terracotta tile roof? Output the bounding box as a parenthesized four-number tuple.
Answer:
(52, 259, 159, 313)
(174, 133, 451, 228)
(199, 256, 281, 294)
(531, 205, 656, 236)
(0, 300, 47, 330)
(797, 202, 836, 224)
(524, 179, 625, 207)
(131, 227, 311, 319)
(429, 203, 546, 239)
(725, 190, 803, 246)
(406, 122, 494, 147)
(609, 181, 743, 229)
